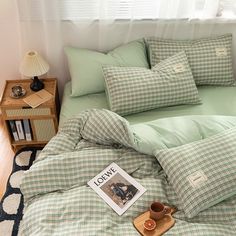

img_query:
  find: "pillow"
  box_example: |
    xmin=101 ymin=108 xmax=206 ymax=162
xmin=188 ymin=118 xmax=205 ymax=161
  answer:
xmin=103 ymin=51 xmax=201 ymax=116
xmin=65 ymin=39 xmax=149 ymax=97
xmin=156 ymin=127 xmax=236 ymax=218
xmin=146 ymin=34 xmax=234 ymax=86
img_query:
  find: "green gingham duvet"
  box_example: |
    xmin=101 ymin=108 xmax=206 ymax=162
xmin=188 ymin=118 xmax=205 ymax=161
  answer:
xmin=20 ymin=109 xmax=236 ymax=235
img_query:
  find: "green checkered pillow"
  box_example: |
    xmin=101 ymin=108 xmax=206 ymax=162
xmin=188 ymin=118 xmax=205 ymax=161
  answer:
xmin=156 ymin=127 xmax=236 ymax=218
xmin=102 ymin=51 xmax=201 ymax=116
xmin=146 ymin=34 xmax=235 ymax=86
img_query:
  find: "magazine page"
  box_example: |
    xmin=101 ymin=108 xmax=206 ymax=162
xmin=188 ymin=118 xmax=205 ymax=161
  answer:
xmin=88 ymin=162 xmax=146 ymax=215
xmin=23 ymin=89 xmax=53 ymax=108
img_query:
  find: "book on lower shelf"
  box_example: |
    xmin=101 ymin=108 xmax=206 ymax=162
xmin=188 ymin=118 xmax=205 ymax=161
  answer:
xmin=8 ymin=120 xmax=19 ymax=142
xmin=23 ymin=119 xmax=32 ymax=141
xmin=88 ymin=163 xmax=146 ymax=216
xmin=15 ymin=120 xmax=25 ymax=140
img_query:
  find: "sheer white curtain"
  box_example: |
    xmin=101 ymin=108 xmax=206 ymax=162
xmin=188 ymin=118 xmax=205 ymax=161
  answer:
xmin=60 ymin=0 xmax=220 ymax=20
xmin=17 ymin=0 xmax=235 ymax=96
xmin=18 ymin=0 xmax=66 ymax=94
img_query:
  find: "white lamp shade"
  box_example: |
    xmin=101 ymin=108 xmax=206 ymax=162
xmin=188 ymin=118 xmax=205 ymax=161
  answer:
xmin=20 ymin=51 xmax=49 ymax=77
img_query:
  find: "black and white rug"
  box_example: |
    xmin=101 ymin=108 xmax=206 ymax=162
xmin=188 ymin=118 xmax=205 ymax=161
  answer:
xmin=0 ymin=147 xmax=42 ymax=236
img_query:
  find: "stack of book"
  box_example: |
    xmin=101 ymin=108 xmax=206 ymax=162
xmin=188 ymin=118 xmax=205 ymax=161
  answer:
xmin=8 ymin=119 xmax=32 ymax=142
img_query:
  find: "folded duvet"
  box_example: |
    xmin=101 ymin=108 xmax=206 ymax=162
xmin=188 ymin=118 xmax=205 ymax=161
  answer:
xmin=20 ymin=109 xmax=236 ymax=235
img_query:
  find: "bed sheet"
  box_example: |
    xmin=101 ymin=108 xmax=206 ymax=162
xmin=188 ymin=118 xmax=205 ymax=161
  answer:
xmin=59 ymin=82 xmax=236 ymax=126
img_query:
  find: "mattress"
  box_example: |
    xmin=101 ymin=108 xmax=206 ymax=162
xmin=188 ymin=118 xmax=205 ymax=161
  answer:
xmin=59 ymin=82 xmax=236 ymax=126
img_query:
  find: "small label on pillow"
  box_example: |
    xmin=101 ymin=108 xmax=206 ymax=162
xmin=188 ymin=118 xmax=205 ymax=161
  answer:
xmin=173 ymin=63 xmax=185 ymax=73
xmin=187 ymin=170 xmax=208 ymax=188
xmin=215 ymin=47 xmax=227 ymax=57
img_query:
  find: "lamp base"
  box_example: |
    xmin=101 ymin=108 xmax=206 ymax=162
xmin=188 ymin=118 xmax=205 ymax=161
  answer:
xmin=30 ymin=76 xmax=44 ymax=91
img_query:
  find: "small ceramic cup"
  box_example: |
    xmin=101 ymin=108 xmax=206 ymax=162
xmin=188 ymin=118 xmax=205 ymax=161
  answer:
xmin=149 ymin=202 xmax=169 ymax=220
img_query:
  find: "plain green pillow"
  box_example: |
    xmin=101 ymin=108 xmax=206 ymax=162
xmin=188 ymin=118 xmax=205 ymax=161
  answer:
xmin=65 ymin=39 xmax=149 ymax=97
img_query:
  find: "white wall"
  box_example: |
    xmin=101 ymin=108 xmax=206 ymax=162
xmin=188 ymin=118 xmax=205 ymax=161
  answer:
xmin=0 ymin=0 xmax=21 ymax=96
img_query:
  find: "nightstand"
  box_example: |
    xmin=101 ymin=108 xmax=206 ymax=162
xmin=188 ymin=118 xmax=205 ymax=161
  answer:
xmin=0 ymin=78 xmax=59 ymax=152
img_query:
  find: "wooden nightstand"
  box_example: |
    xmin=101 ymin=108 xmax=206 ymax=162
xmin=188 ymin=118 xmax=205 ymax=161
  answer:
xmin=0 ymin=78 xmax=59 ymax=152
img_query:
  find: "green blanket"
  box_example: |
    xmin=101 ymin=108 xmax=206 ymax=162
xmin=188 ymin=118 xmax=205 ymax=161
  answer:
xmin=20 ymin=109 xmax=236 ymax=235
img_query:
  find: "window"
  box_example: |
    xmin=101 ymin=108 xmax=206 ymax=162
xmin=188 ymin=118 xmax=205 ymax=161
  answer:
xmin=59 ymin=0 xmax=162 ymax=20
xmin=18 ymin=0 xmax=236 ymax=21
xmin=59 ymin=0 xmax=236 ymax=20
xmin=218 ymin=0 xmax=236 ymax=18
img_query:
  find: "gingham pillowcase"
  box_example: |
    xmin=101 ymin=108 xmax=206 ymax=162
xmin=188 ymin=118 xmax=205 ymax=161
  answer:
xmin=156 ymin=127 xmax=236 ymax=218
xmin=102 ymin=51 xmax=201 ymax=116
xmin=146 ymin=34 xmax=235 ymax=86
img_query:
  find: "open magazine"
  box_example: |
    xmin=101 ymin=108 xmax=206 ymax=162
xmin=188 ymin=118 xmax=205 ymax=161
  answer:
xmin=88 ymin=163 xmax=146 ymax=215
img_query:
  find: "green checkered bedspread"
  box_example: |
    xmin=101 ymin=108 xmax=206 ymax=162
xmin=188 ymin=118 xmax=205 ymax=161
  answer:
xmin=20 ymin=109 xmax=236 ymax=235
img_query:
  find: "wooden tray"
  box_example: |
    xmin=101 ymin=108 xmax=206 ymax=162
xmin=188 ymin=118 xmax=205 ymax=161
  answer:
xmin=133 ymin=206 xmax=176 ymax=236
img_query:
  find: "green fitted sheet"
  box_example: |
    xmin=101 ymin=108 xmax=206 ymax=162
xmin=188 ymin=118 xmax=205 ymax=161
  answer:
xmin=59 ymin=82 xmax=236 ymax=126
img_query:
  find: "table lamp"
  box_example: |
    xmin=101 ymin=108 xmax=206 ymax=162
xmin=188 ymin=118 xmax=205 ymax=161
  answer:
xmin=20 ymin=51 xmax=49 ymax=91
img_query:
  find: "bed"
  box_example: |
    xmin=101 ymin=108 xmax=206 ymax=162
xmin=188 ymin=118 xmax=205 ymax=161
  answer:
xmin=19 ymin=109 xmax=236 ymax=235
xmin=60 ymin=81 xmax=236 ymax=126
xmin=19 ymin=35 xmax=236 ymax=235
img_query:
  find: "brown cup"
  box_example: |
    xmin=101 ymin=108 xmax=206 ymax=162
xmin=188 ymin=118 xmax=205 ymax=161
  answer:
xmin=149 ymin=202 xmax=169 ymax=220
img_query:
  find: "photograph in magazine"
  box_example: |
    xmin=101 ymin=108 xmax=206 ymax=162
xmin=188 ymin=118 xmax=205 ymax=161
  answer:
xmin=87 ymin=163 xmax=146 ymax=215
xmin=100 ymin=173 xmax=139 ymax=208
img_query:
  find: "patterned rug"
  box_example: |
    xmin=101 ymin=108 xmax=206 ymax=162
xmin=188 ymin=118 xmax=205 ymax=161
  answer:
xmin=0 ymin=147 xmax=42 ymax=236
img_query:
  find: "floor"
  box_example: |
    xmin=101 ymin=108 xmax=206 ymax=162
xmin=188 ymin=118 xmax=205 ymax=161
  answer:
xmin=0 ymin=115 xmax=14 ymax=200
